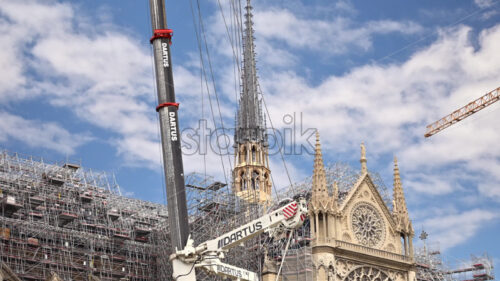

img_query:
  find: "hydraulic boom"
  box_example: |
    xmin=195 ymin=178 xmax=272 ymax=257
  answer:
xmin=149 ymin=0 xmax=190 ymax=250
xmin=171 ymin=198 xmax=308 ymax=280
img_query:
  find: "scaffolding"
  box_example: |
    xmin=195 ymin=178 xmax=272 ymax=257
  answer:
xmin=415 ymin=239 xmax=451 ymax=281
xmin=0 ymin=150 xmax=169 ymax=280
xmin=0 ymin=150 xmax=300 ymax=280
xmin=272 ymin=232 xmax=313 ymax=281
xmin=445 ymin=254 xmax=495 ymax=281
xmin=414 ymin=231 xmax=495 ymax=281
xmin=1 ymin=150 xmax=493 ymax=281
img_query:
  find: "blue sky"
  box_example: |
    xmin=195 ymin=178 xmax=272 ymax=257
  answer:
xmin=0 ymin=0 xmax=499 ymax=272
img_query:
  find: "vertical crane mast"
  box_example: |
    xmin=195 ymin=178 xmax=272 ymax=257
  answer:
xmin=149 ymin=0 xmax=189 ymax=250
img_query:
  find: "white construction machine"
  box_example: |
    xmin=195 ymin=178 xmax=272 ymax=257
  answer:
xmin=171 ymin=198 xmax=308 ymax=280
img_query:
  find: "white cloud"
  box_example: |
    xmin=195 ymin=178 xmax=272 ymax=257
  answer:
xmin=0 ymin=37 xmax=25 ymax=98
xmin=421 ymin=209 xmax=499 ymax=250
xmin=253 ymin=8 xmax=423 ymax=55
xmin=256 ymin=24 xmax=500 ymax=201
xmin=1 ymin=0 xmax=499 ymax=211
xmin=0 ymin=0 xmax=498 ymax=254
xmin=116 ymin=136 xmax=162 ymax=170
xmin=0 ymin=0 xmax=161 ymax=164
xmin=0 ymin=111 xmax=91 ymax=154
xmin=474 ymin=0 xmax=495 ymax=8
xmin=405 ymin=176 xmax=457 ymax=195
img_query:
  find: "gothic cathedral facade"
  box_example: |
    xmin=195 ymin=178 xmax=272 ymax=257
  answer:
xmin=309 ymin=132 xmax=416 ymax=281
xmin=233 ymin=1 xmax=417 ymax=279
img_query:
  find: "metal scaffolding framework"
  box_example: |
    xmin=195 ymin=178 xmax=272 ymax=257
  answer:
xmin=0 ymin=150 xmax=170 ymax=280
xmin=414 ymin=231 xmax=495 ymax=281
xmin=0 ymin=150 xmax=494 ymax=281
xmin=0 ymin=149 xmax=314 ymax=280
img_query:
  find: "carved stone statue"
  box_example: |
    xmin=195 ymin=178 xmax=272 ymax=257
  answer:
xmin=360 ymin=142 xmax=367 ymax=173
xmin=328 ymin=266 xmax=335 ymax=281
xmin=360 ymin=142 xmax=366 ymax=159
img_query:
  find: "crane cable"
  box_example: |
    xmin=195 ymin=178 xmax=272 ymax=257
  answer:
xmin=195 ymin=0 xmax=234 ymax=175
xmin=275 ymin=230 xmax=294 ymax=281
xmin=189 ymin=0 xmax=232 ymax=185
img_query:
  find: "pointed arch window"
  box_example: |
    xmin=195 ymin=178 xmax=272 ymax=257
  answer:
xmin=251 ymin=145 xmax=257 ymax=163
xmin=252 ymin=170 xmax=259 ymax=190
xmin=240 ymin=171 xmax=247 ymax=190
xmin=264 ymin=173 xmax=269 ymax=193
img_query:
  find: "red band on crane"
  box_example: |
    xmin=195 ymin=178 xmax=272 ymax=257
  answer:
xmin=150 ymin=29 xmax=174 ymax=44
xmin=283 ymin=203 xmax=298 ymax=219
xmin=156 ymin=102 xmax=179 ymax=112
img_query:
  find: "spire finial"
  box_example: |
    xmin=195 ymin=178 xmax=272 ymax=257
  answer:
xmin=394 ymin=156 xmax=401 ymax=178
xmin=360 ymin=142 xmax=367 ymax=174
xmin=393 ymin=156 xmax=402 ymax=191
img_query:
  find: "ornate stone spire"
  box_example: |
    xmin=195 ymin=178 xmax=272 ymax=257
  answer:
xmin=232 ymin=0 xmax=271 ymax=205
xmin=393 ymin=156 xmax=410 ymax=231
xmin=360 ymin=142 xmax=367 ymax=174
xmin=235 ymin=0 xmax=266 ymax=145
xmin=312 ymin=131 xmax=328 ymax=199
xmin=309 ymin=131 xmax=337 ymax=243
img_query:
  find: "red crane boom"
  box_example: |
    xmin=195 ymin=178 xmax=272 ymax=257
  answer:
xmin=425 ymin=86 xmax=500 ymax=137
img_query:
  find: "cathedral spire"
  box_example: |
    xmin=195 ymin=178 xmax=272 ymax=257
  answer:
xmin=393 ymin=156 xmax=410 ymax=231
xmin=232 ymin=0 xmax=271 ymax=205
xmin=312 ymin=131 xmax=328 ymax=199
xmin=392 ymin=157 xmax=407 ymax=213
xmin=235 ymin=0 xmax=265 ymax=145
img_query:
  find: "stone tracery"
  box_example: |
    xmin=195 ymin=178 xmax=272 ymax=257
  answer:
xmin=351 ymin=203 xmax=385 ymax=247
xmin=344 ymin=266 xmax=392 ymax=281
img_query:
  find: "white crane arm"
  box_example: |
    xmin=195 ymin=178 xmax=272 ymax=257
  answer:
xmin=171 ymin=198 xmax=308 ymax=280
xmin=203 ymin=199 xmax=307 ymax=252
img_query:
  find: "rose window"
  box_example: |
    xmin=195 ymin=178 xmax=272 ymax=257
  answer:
xmin=351 ymin=203 xmax=385 ymax=247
